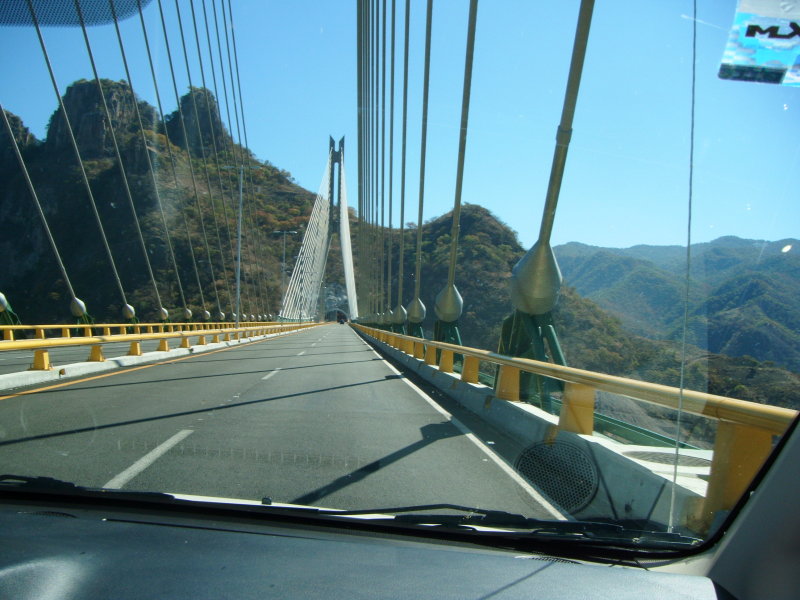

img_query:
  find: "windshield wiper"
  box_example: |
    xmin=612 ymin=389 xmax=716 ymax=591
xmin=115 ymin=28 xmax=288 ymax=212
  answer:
xmin=0 ymin=474 xmax=174 ymax=502
xmin=301 ymin=503 xmax=702 ymax=548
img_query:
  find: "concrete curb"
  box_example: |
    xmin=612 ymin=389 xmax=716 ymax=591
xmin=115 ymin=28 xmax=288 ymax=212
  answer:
xmin=0 ymin=327 xmax=313 ymax=394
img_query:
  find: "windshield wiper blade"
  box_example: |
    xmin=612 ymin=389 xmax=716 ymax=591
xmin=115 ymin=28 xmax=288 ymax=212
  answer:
xmin=0 ymin=474 xmax=174 ymax=502
xmin=313 ymin=503 xmax=702 ymax=547
xmin=328 ymin=503 xmax=621 ymax=532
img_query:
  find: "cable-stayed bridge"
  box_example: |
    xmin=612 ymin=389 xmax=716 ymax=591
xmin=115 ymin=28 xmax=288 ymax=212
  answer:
xmin=0 ymin=0 xmax=796 ymax=540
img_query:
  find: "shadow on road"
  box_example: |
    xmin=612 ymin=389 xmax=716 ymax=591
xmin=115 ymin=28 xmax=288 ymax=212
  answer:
xmin=291 ymin=421 xmax=464 ymax=505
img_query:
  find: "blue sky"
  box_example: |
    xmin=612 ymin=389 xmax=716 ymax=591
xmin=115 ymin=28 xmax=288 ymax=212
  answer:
xmin=1 ymin=0 xmax=797 ymax=249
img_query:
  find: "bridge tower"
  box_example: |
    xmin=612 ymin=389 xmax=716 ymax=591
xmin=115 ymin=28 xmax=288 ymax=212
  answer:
xmin=279 ymin=137 xmax=358 ymax=322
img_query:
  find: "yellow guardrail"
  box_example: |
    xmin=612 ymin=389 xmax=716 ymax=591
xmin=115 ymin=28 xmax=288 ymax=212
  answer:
xmin=354 ymin=324 xmax=798 ymax=531
xmin=0 ymin=322 xmax=321 ymax=370
xmin=1 ymin=321 xmax=274 ymax=342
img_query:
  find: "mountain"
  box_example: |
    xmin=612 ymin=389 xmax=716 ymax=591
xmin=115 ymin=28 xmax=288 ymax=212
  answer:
xmin=1 ymin=79 xmax=315 ymax=323
xmin=555 ymin=237 xmax=800 ymax=371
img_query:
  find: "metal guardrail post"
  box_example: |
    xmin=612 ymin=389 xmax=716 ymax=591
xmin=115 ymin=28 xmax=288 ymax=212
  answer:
xmin=439 ymin=349 xmax=454 ymax=374
xmin=88 ymin=345 xmax=104 ymax=362
xmin=32 ymin=349 xmax=51 ymax=370
xmin=559 ymin=382 xmax=595 ymax=435
xmin=691 ymin=421 xmax=774 ymax=532
xmin=424 ymin=344 xmax=437 ymax=366
xmin=496 ymin=365 xmax=520 ymax=401
xmin=461 ymin=355 xmax=479 ymax=384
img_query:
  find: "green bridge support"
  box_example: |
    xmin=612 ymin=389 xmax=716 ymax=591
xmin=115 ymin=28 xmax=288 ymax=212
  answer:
xmin=496 ymin=310 xmax=565 ymax=412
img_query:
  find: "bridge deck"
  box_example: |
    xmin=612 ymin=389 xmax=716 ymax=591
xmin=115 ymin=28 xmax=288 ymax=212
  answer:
xmin=0 ymin=324 xmax=558 ymax=518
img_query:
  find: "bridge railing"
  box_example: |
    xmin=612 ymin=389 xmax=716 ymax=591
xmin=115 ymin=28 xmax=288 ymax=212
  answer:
xmin=0 ymin=322 xmax=320 ymax=370
xmin=353 ymin=324 xmax=797 ymax=530
xmin=1 ymin=321 xmax=275 ymax=342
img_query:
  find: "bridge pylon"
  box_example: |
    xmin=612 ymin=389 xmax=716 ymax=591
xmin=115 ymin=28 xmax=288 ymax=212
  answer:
xmin=278 ymin=137 xmax=358 ymax=322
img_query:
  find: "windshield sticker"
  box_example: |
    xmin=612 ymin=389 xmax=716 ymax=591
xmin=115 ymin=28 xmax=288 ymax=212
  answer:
xmin=719 ymin=0 xmax=800 ymax=85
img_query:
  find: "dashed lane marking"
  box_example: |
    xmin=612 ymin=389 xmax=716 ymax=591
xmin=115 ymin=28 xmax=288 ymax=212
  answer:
xmin=261 ymin=368 xmax=282 ymax=381
xmin=103 ymin=429 xmax=194 ymax=489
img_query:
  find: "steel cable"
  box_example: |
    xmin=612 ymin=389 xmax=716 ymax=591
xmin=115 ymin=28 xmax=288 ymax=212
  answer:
xmin=109 ymin=0 xmax=188 ymax=316
xmin=74 ymin=0 xmax=165 ymax=317
xmin=396 ymin=0 xmax=410 ymax=315
xmin=208 ymin=0 xmax=255 ymax=316
xmin=187 ymin=0 xmax=237 ymax=314
xmin=155 ymin=0 xmax=222 ymax=318
xmin=25 ymin=0 xmax=131 ymax=316
xmin=444 ymin=0 xmax=478 ymax=290
xmin=387 ymin=0 xmax=395 ymax=323
xmin=412 ymin=0 xmax=434 ymax=303
xmin=380 ymin=0 xmax=387 ymax=317
xmin=225 ymin=0 xmax=270 ymax=316
xmin=1 ymin=103 xmax=80 ymax=310
xmin=173 ymin=0 xmax=233 ymax=318
xmin=135 ymin=0 xmax=206 ymax=316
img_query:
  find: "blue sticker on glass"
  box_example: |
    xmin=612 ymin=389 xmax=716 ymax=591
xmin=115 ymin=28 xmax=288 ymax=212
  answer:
xmin=719 ymin=0 xmax=800 ymax=86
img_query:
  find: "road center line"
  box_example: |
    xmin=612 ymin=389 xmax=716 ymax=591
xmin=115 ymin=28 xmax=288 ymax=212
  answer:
xmin=261 ymin=367 xmax=282 ymax=381
xmin=297 ymin=350 xmax=306 ymax=356
xmin=103 ymin=429 xmax=194 ymax=489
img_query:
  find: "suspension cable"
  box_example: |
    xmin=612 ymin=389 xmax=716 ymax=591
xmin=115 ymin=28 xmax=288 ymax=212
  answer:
xmin=1 ymin=104 xmax=81 ymax=309
xmin=136 ymin=0 xmax=206 ymax=317
xmin=155 ymin=0 xmax=222 ymax=318
xmin=25 ymin=0 xmax=131 ymax=315
xmin=380 ymin=0 xmax=387 ymax=317
xmin=218 ymin=0 xmax=252 ymax=314
xmin=412 ymin=0 xmax=434 ymax=303
xmin=187 ymin=0 xmax=237 ymax=311
xmin=74 ymin=0 xmax=165 ymax=317
xmin=109 ymin=0 xmax=188 ymax=316
xmin=396 ymin=0 xmax=410 ymax=316
xmin=200 ymin=0 xmax=247 ymax=313
xmin=444 ymin=0 xmax=478 ymax=289
xmin=387 ymin=0 xmax=396 ymax=323
xmin=225 ymin=0 xmax=270 ymax=317
xmin=373 ymin=0 xmax=380 ymax=317
xmin=356 ymin=0 xmax=365 ymax=317
xmin=669 ymin=0 xmax=697 ymax=533
xmin=209 ymin=0 xmax=255 ymax=316
xmin=173 ymin=0 xmax=233 ymax=318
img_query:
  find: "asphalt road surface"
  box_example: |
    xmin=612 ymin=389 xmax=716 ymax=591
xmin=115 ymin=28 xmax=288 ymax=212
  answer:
xmin=0 ymin=324 xmax=560 ymax=519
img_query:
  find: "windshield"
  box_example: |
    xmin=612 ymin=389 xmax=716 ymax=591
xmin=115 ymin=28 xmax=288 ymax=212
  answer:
xmin=0 ymin=0 xmax=797 ymax=555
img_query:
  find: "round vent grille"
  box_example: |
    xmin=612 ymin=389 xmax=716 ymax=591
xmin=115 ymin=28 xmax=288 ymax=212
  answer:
xmin=515 ymin=441 xmax=598 ymax=513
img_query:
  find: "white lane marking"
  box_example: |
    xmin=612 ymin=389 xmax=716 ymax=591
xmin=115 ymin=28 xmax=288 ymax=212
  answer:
xmin=297 ymin=350 xmax=306 ymax=356
xmin=261 ymin=367 xmax=282 ymax=381
xmin=369 ymin=347 xmax=566 ymax=520
xmin=103 ymin=429 xmax=194 ymax=489
xmin=311 ymin=342 xmax=317 ymax=347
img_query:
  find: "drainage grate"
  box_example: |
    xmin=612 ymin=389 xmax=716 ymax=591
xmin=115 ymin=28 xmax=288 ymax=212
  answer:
xmin=515 ymin=441 xmax=598 ymax=513
xmin=623 ymin=451 xmax=711 ymax=467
